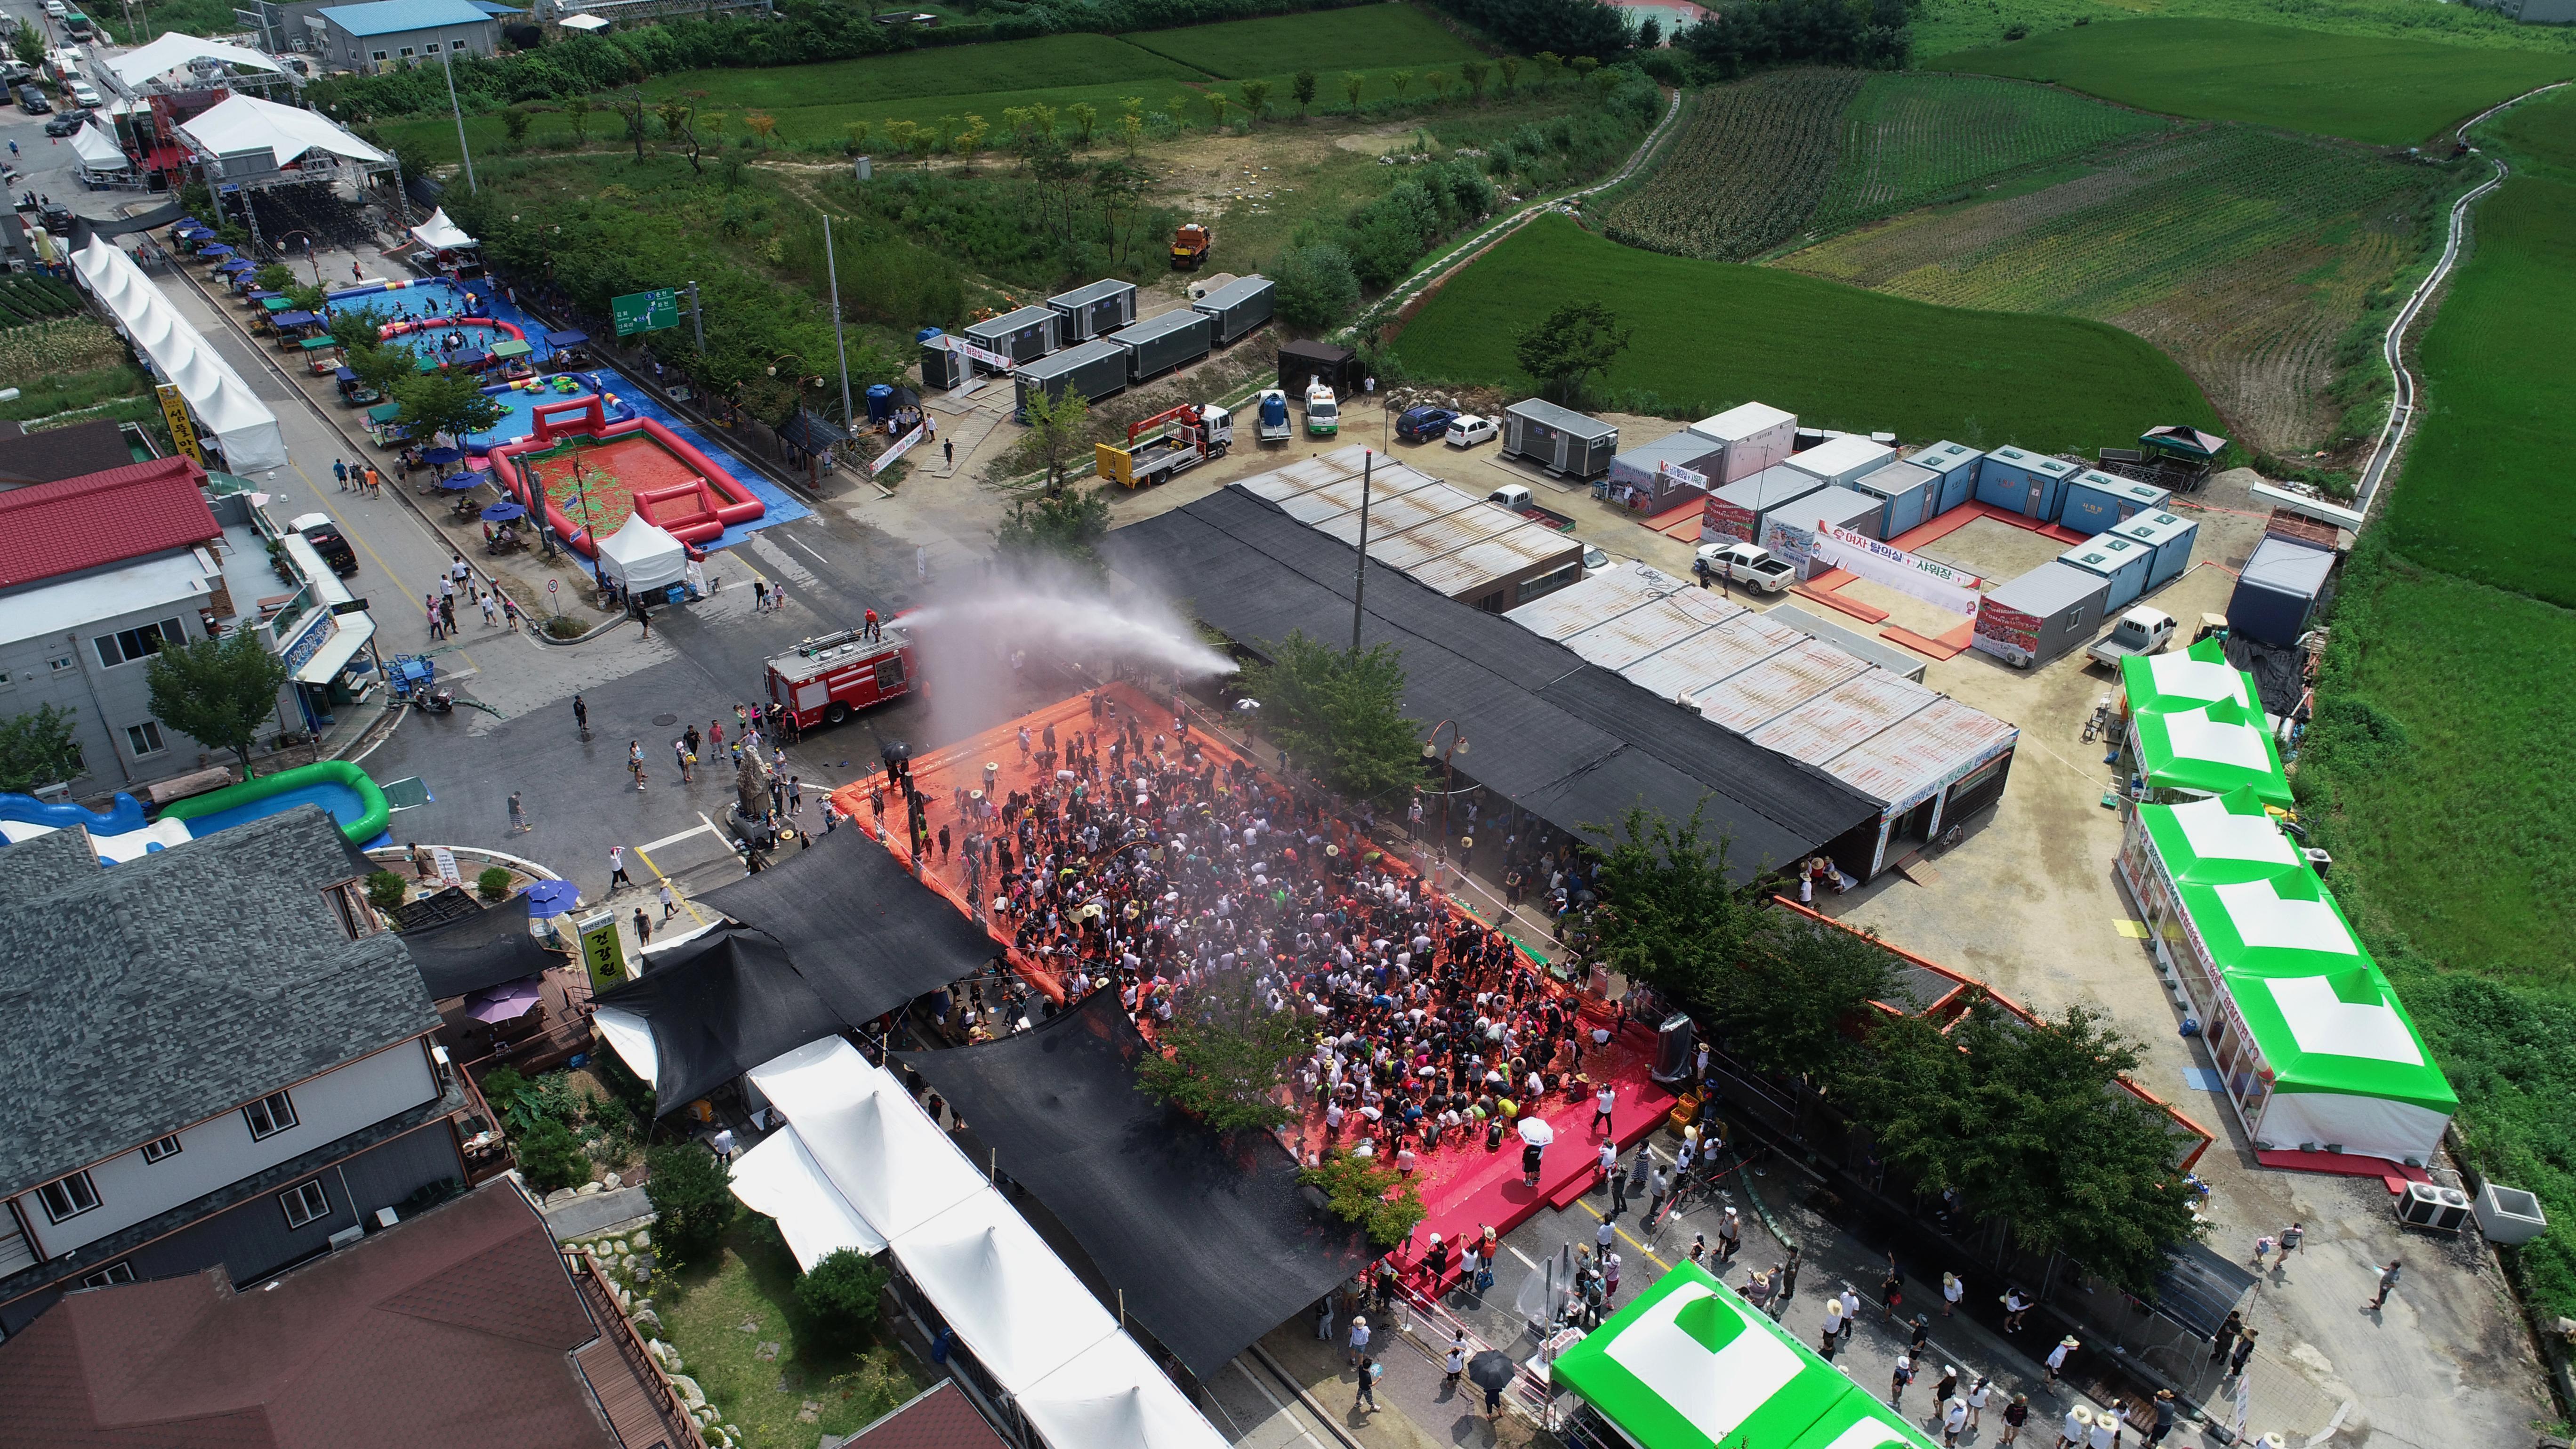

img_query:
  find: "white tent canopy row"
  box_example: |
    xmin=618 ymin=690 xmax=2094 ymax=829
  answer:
xmin=176 ymin=93 xmax=389 ymax=171
xmin=106 ymin=33 xmax=286 ymax=87
xmin=72 ymin=122 xmax=129 ymax=172
xmin=70 ymin=237 xmax=288 ymax=474
xmin=409 ymin=207 xmax=477 ymax=252
xmin=740 ymin=1038 xmax=1226 ymax=1449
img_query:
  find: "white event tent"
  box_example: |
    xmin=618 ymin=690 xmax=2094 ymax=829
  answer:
xmin=105 ymin=33 xmax=286 ymax=88
xmin=70 ymin=236 xmax=287 ymax=473
xmin=175 ymin=93 xmax=389 ymax=170
xmin=71 ymin=122 xmax=131 ymax=180
xmin=595 ymin=516 xmax=685 ymax=592
xmin=737 ymin=1038 xmax=1224 ymax=1449
xmin=409 ymin=206 xmax=477 ymax=252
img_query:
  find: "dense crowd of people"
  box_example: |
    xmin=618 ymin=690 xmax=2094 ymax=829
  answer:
xmin=867 ymin=686 xmax=1632 ymax=1174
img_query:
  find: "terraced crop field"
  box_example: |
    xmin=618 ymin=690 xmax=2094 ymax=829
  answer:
xmin=1389 ymin=214 xmax=2219 ymax=452
xmin=1809 ymin=73 xmax=2168 ymax=234
xmin=1119 ymin=3 xmax=1482 ymax=77
xmin=1599 ymin=69 xmax=1862 ymax=261
xmin=1779 ymin=125 xmax=2436 ymax=452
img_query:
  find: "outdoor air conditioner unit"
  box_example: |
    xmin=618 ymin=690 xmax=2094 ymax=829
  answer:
xmin=327 ymin=1224 xmax=365 ymax=1250
xmin=2396 ymin=1181 xmax=2470 ymax=1233
xmin=2431 ymin=1188 xmax=2472 ymax=1232
xmin=31 ymin=782 xmax=71 ymax=803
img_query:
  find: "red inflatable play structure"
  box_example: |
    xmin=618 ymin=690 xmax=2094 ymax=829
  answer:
xmin=378 ymin=317 xmax=528 ymax=344
xmin=486 ymin=397 xmax=764 ymax=556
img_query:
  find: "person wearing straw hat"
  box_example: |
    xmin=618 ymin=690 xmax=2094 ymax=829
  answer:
xmin=1346 ymin=1313 xmax=1370 ymax=1366
xmin=2085 ymin=1406 xmax=2117 ymax=1449
xmin=2058 ymin=1403 xmax=2094 ymax=1449
xmin=2045 ymin=1334 xmax=2079 ymax=1384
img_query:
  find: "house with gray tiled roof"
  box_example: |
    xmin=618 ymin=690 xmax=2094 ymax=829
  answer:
xmin=0 ymin=807 xmax=477 ymax=1336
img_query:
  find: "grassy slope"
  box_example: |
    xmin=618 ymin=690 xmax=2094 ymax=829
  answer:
xmin=1119 ymin=2 xmax=1483 ymax=76
xmin=646 ymin=32 xmax=1204 ymax=110
xmin=660 ymin=1220 xmax=918 ymax=1449
xmin=1933 ymin=18 xmax=2572 ymax=145
xmin=1811 ymin=73 xmax=2168 ymax=234
xmin=1914 ymin=0 xmax=2576 ymax=63
xmin=2298 ymin=85 xmax=2576 ymax=1318
xmin=1388 ymin=214 xmax=2219 ymax=450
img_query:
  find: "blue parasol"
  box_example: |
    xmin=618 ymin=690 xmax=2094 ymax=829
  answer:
xmin=521 ymin=879 xmax=579 ymax=918
xmin=421 ymin=446 xmax=464 ymax=465
xmin=480 ymin=500 xmax=527 ymax=523
xmin=437 ymin=472 xmax=483 ymax=491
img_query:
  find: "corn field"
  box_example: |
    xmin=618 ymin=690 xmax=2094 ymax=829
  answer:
xmin=1599 ymin=69 xmax=1863 ymax=262
xmin=0 ymin=321 xmax=131 ymax=383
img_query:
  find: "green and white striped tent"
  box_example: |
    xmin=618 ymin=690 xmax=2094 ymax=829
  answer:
xmin=2132 ymin=788 xmax=2302 ymax=886
xmin=1551 ymin=1261 xmax=1939 ymax=1449
xmin=2120 ymin=637 xmax=2258 ymax=715
xmin=2128 ymin=696 xmax=2291 ymax=807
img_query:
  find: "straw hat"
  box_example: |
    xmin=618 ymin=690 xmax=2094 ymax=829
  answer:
xmin=2061 ymin=1335 xmax=2082 ymax=1349
xmin=2071 ymin=1406 xmax=2096 ymax=1428
xmin=1352 ymin=1314 xmax=1367 ymax=1328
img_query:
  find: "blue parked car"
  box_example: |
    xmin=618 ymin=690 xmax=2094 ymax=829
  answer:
xmin=1396 ymin=405 xmax=1458 ymax=443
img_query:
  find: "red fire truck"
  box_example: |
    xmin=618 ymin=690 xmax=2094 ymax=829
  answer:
xmin=764 ymin=622 xmax=916 ymax=728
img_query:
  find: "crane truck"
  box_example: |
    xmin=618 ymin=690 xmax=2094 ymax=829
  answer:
xmin=1095 ymin=403 xmax=1234 ymax=488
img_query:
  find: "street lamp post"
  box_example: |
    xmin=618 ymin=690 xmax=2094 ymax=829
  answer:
xmin=1422 ymin=719 xmax=1469 ymax=895
xmin=438 ymin=45 xmax=477 ymax=196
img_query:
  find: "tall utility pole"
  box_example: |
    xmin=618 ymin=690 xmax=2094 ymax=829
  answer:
xmin=438 ymin=46 xmax=476 ymax=195
xmin=1350 ymin=449 xmax=1373 ymax=652
xmin=822 ymin=213 xmax=852 ymax=428
xmin=686 ymin=280 xmax=705 ymax=355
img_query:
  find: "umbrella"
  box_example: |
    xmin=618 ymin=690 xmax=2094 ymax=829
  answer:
xmin=421 ymin=446 xmax=464 ymax=465
xmin=1517 ymin=1117 xmax=1555 ymax=1147
xmin=438 ymin=472 xmax=483 ymax=491
xmin=464 ymin=977 xmax=543 ymax=1023
xmin=1466 ymin=1350 xmax=1518 ymax=1393
xmin=480 ymin=500 xmax=527 ymax=523
xmin=521 ymin=879 xmax=579 ymax=918
xmin=200 ymin=242 xmax=233 ymax=256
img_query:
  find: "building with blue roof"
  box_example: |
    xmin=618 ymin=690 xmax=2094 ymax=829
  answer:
xmin=314 ymin=0 xmax=498 ymax=73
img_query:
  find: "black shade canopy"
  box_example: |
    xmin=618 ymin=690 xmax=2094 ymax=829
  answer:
xmin=900 ymin=990 xmax=1366 ymax=1381
xmin=596 ymin=928 xmax=853 ymax=1115
xmin=398 ymin=893 xmax=560 ymax=1001
xmin=697 ymin=830 xmax=1001 ymax=1026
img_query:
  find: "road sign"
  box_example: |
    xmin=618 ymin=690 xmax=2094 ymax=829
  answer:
xmin=611 ymin=287 xmax=682 ymax=337
xmin=547 ymin=579 xmax=559 ymax=593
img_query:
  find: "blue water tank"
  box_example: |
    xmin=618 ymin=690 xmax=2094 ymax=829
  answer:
xmin=866 ymin=382 xmax=894 ymax=424
xmin=916 ymin=327 xmax=946 ymax=345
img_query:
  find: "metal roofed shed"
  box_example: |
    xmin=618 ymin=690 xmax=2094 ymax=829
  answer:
xmin=1557 ymin=588 xmax=1748 ymax=672
xmin=2228 ymin=536 xmax=2335 ymax=646
xmin=1973 ymin=560 xmax=2111 ymax=668
xmin=1236 ymin=445 xmax=1376 ymax=504
xmin=1012 ymin=339 xmax=1127 ymax=421
xmin=1309 ymin=482 xmax=1482 ymax=542
xmin=1701 ymin=463 xmax=1828 ymax=544
xmin=1333 ymin=499 xmax=1522 ymax=572
xmin=1403 ymin=516 xmax=1586 ymax=612
xmin=1046 ymin=278 xmax=1138 ymax=342
xmin=1271 ymin=463 xmax=1442 ymax=523
xmin=2114 ymin=508 xmax=2201 ymax=590
xmin=1684 ymin=400 xmax=1798 ymax=483
xmin=1107 ymin=307 xmax=1212 ymax=382
xmin=1765 ymin=602 xmax=1929 ymax=682
xmin=1619 ymin=611 xmax=1806 ymax=704
xmin=1781 ymin=434 xmax=1895 ymax=487
xmin=1849 ymin=459 xmax=1938 ymax=537
xmin=1974 ymin=445 xmax=2079 ymax=521
xmin=1191 ymin=273 xmax=1273 ymax=344
xmin=1502 ymin=398 xmax=1618 ymax=480
xmin=2060 ymin=469 xmax=2172 ymax=536
xmin=1759 ymin=483 xmax=1890 ymax=577
xmin=2060 ymin=534 xmax=2157 ymax=611
xmin=1606 ymin=431 xmax=1725 ymax=509
xmin=1277 ymin=339 xmax=1359 ymax=396
xmin=962 ymin=306 xmax=1062 ymax=371
xmin=1909 ymin=440 xmax=1984 ymax=515
xmin=1504 ymin=560 xmax=1704 ymax=641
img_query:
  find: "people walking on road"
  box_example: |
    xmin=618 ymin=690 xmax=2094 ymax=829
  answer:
xmin=1967 ymin=1377 xmax=1991 ymax=1430
xmin=2001 ymin=1393 xmax=2029 ymax=1445
xmin=2227 ymin=1328 xmax=2258 ymax=1379
xmin=2057 ymin=1403 xmax=2092 ymax=1449
xmin=2250 ymin=1234 xmax=2275 ymax=1271
xmin=573 ymin=695 xmax=588 ymax=733
xmin=2279 ymin=1221 xmax=2305 ymax=1260
xmin=675 ymin=739 xmax=693 ymax=782
xmin=508 ymin=791 xmax=528 ymax=833
xmin=1882 ymin=1261 xmax=1904 ymax=1320
xmin=1718 ymin=1205 xmax=1741 ymax=1261
xmin=753 ymin=579 xmax=767 ymax=612
xmin=2144 ymin=1389 xmax=2178 ymax=1445
xmin=1820 ymin=1294 xmax=1846 ymax=1352
xmin=608 ymin=845 xmax=633 ymax=892
xmin=2045 ymin=1335 xmax=2077 ymax=1385
xmin=1649 ymin=1166 xmax=1671 ymax=1223
xmin=1890 ymin=1355 xmax=1914 ymax=1409
xmin=1944 ymin=1394 xmax=1970 ymax=1447
xmin=334 ymin=458 xmax=349 ymax=489
xmin=2005 ymin=1285 xmax=2034 ymax=1333
xmin=1933 ymin=1365 xmax=1958 ymax=1409
xmin=628 ymin=740 xmax=646 ymax=791
xmin=659 ymin=880 xmax=676 ymax=920
xmin=2366 ymin=1257 xmax=2402 ymax=1309
xmin=1839 ymin=1288 xmax=1862 ymax=1346
xmin=1943 ymin=1271 xmax=1964 ymax=1316
xmin=634 ymin=906 xmax=652 ymax=944
xmin=1780 ymin=1245 xmax=1801 ymax=1301
xmin=788 ymin=775 xmax=803 ymax=815
xmin=1345 ymin=1314 xmax=1369 ymax=1366
xmin=1443 ymin=1332 xmax=1466 ymax=1392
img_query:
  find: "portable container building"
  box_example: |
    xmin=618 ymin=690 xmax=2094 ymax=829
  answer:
xmin=2111 ymin=508 xmax=2200 ymax=590
xmin=1503 ymin=399 xmax=1619 ymax=480
xmin=1759 ymin=484 xmax=1888 ymax=577
xmin=1849 ymin=460 xmax=1937 ymax=539
xmin=918 ymin=331 xmax=967 ymax=390
xmin=2059 ymin=534 xmax=2156 ymax=611
xmin=1974 ymin=445 xmax=2078 ymax=520
xmin=1107 ymin=307 xmax=1213 ymax=383
xmin=1702 ymin=464 xmax=1828 ymax=544
xmin=1191 ymin=273 xmax=1274 ymax=345
xmin=2058 ymin=470 xmax=2173 ymax=536
xmin=1781 ymin=435 xmax=1897 ymax=487
xmin=1278 ymin=339 xmax=1360 ymax=396
xmin=1973 ymin=561 xmax=2111 ymax=668
xmin=2228 ymin=536 xmax=2335 ymax=646
xmin=1046 ymin=278 xmax=1138 ymax=342
xmin=1605 ymin=432 xmax=1725 ymax=510
xmin=1683 ymin=401 xmax=1798 ymax=484
xmin=1911 ymin=441 xmax=1983 ymax=517
xmin=963 ymin=306 xmax=1061 ymax=371
xmin=1012 ymin=339 xmax=1128 ymax=421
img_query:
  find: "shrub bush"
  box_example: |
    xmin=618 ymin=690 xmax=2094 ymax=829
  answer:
xmin=516 ymin=1115 xmax=592 ymax=1192
xmin=795 ymin=1247 xmax=891 ymax=1348
xmin=476 ymin=864 xmax=513 ymax=902
xmin=644 ymin=1144 xmax=736 ymax=1264
xmin=366 ymin=870 xmax=409 ymax=911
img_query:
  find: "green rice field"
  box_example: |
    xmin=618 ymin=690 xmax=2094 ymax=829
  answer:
xmin=1387 ymin=214 xmax=2220 ymax=451
xmin=1118 ymin=3 xmax=1482 ymax=76
xmin=1809 ymin=73 xmax=2167 ymax=234
xmin=1935 ymin=18 xmax=2573 ymax=146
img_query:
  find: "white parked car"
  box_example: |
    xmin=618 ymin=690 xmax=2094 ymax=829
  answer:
xmin=44 ymin=1 xmax=68 ymax=18
xmin=67 ymin=81 xmax=101 ymax=109
xmin=1445 ymin=413 xmax=1498 ymax=448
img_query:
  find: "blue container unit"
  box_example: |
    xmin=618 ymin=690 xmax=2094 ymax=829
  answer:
xmin=1849 ymin=459 xmax=1938 ymax=538
xmin=2228 ymin=536 xmax=2335 ymax=647
xmin=1975 ymin=446 xmax=2078 ymax=521
xmin=2058 ymin=470 xmax=2172 ymax=536
xmin=2058 ymin=534 xmax=2156 ymax=611
xmin=2111 ymin=508 xmax=2198 ymax=590
xmin=1910 ymin=441 xmax=1983 ymax=517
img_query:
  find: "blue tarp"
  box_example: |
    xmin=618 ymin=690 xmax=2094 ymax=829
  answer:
xmin=542 ymin=329 xmax=588 ymax=347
